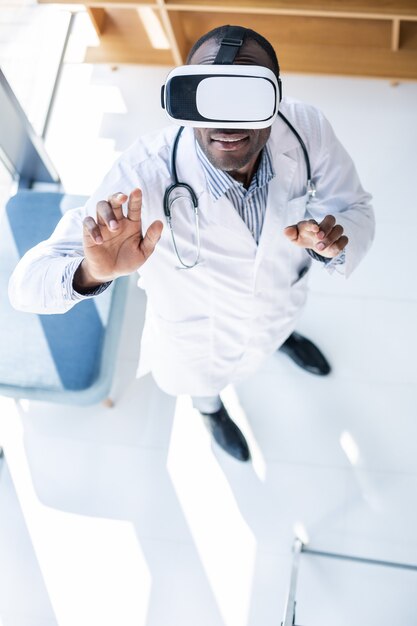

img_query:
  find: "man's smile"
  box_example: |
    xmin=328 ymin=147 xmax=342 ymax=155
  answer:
xmin=194 ymin=122 xmax=271 ymax=185
xmin=210 ymin=133 xmax=250 ymax=151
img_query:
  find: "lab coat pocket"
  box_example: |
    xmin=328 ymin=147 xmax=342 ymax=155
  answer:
xmin=290 ymin=263 xmax=311 ymax=287
xmin=287 ymin=257 xmax=311 ymax=316
xmin=154 ymin=315 xmax=211 ymax=364
xmin=150 ymin=315 xmax=212 ymax=395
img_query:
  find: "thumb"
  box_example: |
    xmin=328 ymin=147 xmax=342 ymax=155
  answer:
xmin=283 ymin=225 xmax=299 ymax=242
xmin=140 ymin=220 xmax=163 ymax=260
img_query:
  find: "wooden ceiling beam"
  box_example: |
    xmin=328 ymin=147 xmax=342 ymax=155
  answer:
xmin=87 ymin=7 xmax=108 ymax=35
xmin=156 ymin=0 xmax=188 ymax=64
xmin=391 ymin=18 xmax=401 ymax=51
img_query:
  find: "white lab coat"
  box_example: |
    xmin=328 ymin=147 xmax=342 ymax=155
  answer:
xmin=9 ymin=99 xmax=374 ymax=396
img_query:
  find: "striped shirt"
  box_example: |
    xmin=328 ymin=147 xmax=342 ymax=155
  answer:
xmin=196 ymin=140 xmax=274 ymax=244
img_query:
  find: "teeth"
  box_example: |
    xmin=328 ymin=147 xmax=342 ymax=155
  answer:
xmin=212 ymin=137 xmax=246 ymax=142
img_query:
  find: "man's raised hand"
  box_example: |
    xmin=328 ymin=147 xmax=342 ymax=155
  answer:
xmin=283 ymin=215 xmax=348 ymax=258
xmin=75 ymin=188 xmax=163 ymax=291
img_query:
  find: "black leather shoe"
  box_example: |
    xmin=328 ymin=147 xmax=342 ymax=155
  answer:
xmin=279 ymin=331 xmax=331 ymax=376
xmin=200 ymin=403 xmax=251 ymax=462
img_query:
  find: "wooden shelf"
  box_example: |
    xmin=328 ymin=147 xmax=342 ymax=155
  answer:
xmin=38 ymin=0 xmax=157 ymax=5
xmin=41 ymin=0 xmax=417 ymax=19
xmin=38 ymin=0 xmax=417 ymax=78
xmin=164 ymin=0 xmax=417 ymax=19
xmin=280 ymin=43 xmax=417 ymax=80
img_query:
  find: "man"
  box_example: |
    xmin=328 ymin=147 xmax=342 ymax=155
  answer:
xmin=9 ymin=26 xmax=374 ymax=462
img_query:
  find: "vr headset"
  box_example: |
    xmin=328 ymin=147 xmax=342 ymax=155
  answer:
xmin=161 ymin=26 xmax=282 ymax=129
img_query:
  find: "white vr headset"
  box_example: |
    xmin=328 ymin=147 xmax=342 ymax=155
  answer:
xmin=161 ymin=64 xmax=281 ymax=129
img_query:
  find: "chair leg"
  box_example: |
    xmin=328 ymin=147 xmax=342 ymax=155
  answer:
xmin=102 ymin=397 xmax=114 ymax=408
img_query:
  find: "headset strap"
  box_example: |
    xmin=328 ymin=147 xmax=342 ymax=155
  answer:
xmin=213 ymin=25 xmax=246 ymax=64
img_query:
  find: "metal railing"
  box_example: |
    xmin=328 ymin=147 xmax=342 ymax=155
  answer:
xmin=0 ymin=68 xmax=60 ymax=187
xmin=281 ymin=538 xmax=417 ymax=625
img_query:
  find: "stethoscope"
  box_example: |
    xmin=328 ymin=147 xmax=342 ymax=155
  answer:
xmin=163 ymin=113 xmax=315 ymax=269
xmin=163 ymin=126 xmax=201 ymax=269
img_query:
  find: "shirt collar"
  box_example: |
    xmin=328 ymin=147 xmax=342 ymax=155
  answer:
xmin=196 ymin=139 xmax=275 ymax=201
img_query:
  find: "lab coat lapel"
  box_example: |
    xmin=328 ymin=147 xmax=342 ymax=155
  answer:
xmin=176 ymin=127 xmax=257 ymax=244
xmin=173 ymin=120 xmax=302 ymax=246
xmin=207 ymin=195 xmax=257 ymax=245
xmin=174 ymin=127 xmax=206 ymax=199
xmin=254 ymin=152 xmax=298 ymax=272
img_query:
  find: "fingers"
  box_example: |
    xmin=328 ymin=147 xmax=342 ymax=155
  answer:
xmin=316 ymin=224 xmax=343 ymax=250
xmin=284 ymin=214 xmax=348 ymax=257
xmin=317 ymin=215 xmax=336 ymax=238
xmin=139 ymin=220 xmax=163 ymax=260
xmin=325 ymin=234 xmax=349 ymax=257
xmin=284 ymin=219 xmax=318 ymax=242
xmin=127 ymin=188 xmax=142 ymax=223
xmin=96 ymin=192 xmax=127 ymax=230
xmin=283 ymin=225 xmax=299 ymax=241
xmin=304 ymin=219 xmax=320 ymax=234
xmin=96 ymin=189 xmax=143 ymax=233
xmin=315 ymin=215 xmax=336 ymax=250
xmin=83 ymin=216 xmax=103 ymax=245
xmin=315 ymin=216 xmax=347 ymax=255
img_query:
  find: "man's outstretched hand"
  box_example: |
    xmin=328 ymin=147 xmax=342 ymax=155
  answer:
xmin=284 ymin=215 xmax=348 ymax=258
xmin=74 ymin=188 xmax=163 ymax=292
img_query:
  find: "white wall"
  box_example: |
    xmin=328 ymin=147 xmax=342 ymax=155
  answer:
xmin=283 ymin=73 xmax=417 ymax=228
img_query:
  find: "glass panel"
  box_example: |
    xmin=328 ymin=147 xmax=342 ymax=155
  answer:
xmin=0 ymin=0 xmax=71 ymax=136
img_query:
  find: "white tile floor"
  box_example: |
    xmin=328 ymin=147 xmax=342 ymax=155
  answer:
xmin=1 ymin=13 xmax=417 ymax=626
xmin=0 ymin=461 xmax=57 ymax=626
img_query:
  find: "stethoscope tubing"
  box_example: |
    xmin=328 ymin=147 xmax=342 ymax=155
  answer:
xmin=164 ymin=115 xmax=314 ymax=269
xmin=163 ymin=126 xmax=201 ymax=269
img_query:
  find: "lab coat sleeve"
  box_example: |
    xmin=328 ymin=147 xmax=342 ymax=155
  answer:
xmin=8 ymin=205 xmax=95 ymax=314
xmin=8 ymin=151 xmax=147 ymax=314
xmin=306 ymin=110 xmax=375 ymax=278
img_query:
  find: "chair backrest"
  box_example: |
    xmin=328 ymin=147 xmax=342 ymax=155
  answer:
xmin=0 ymin=190 xmax=128 ymax=405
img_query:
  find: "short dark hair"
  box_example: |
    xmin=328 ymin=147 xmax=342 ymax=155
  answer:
xmin=186 ymin=25 xmax=280 ymax=79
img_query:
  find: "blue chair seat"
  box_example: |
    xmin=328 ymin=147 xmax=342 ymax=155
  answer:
xmin=0 ymin=190 xmax=128 ymax=405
